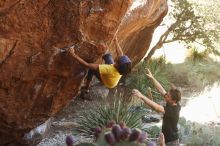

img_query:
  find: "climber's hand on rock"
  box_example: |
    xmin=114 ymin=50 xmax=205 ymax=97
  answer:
xmin=69 ymin=47 xmax=76 ymax=57
xmin=113 ymin=36 xmax=118 ymax=43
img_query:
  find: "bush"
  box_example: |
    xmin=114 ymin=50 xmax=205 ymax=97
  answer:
xmin=185 ymin=47 xmax=211 ymax=63
xmin=127 ymin=57 xmax=170 ymax=99
xmin=179 ymin=118 xmax=220 ymax=145
xmin=165 ymin=61 xmax=220 ymax=91
xmin=143 ymin=126 xmax=160 ymax=139
xmin=74 ymin=96 xmax=145 ymax=139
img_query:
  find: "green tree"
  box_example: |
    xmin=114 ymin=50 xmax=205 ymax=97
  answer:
xmin=189 ymin=0 xmax=220 ymax=50
xmin=144 ymin=0 xmax=219 ymax=61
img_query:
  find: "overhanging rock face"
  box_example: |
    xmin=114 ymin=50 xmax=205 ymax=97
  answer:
xmin=0 ymin=0 xmax=167 ymax=144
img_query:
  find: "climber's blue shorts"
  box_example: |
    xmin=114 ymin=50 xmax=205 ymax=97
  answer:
xmin=102 ymin=53 xmax=114 ymax=64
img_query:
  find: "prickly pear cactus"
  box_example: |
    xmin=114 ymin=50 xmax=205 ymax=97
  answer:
xmin=68 ymin=121 xmax=150 ymax=146
xmin=94 ymin=125 xmax=146 ymax=146
xmin=75 ymin=143 xmax=97 ymax=146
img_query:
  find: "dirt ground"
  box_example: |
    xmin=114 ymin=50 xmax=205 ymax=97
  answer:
xmin=37 ymin=85 xmax=111 ymax=146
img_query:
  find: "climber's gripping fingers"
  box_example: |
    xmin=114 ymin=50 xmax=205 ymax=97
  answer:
xmin=69 ymin=46 xmax=76 ymax=57
xmin=52 ymin=46 xmax=67 ymax=53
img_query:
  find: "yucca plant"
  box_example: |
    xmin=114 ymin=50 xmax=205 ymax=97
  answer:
xmin=127 ymin=57 xmax=170 ymax=99
xmin=74 ymin=96 xmax=145 ymax=139
xmin=127 ymin=61 xmax=151 ymax=95
xmin=146 ymin=57 xmax=170 ymax=93
xmin=185 ymin=47 xmax=210 ymax=64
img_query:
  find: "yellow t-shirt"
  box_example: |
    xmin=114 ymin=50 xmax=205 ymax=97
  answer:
xmin=99 ymin=64 xmax=122 ymax=88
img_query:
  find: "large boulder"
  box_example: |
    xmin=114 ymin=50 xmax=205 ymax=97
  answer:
xmin=0 ymin=0 xmax=167 ymax=145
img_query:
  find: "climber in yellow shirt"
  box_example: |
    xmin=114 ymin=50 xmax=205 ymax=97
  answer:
xmin=69 ymin=37 xmax=132 ymax=97
xmin=99 ymin=64 xmax=121 ymax=88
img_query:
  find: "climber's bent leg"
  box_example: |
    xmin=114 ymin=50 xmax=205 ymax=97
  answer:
xmin=83 ymin=69 xmax=101 ymax=92
xmin=80 ymin=69 xmax=101 ymax=100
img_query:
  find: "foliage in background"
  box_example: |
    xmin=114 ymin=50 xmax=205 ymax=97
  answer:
xmin=127 ymin=57 xmax=170 ymax=99
xmin=74 ymin=96 xmax=145 ymax=139
xmin=164 ymin=60 xmax=220 ymax=91
xmin=145 ymin=0 xmax=220 ymax=61
xmin=143 ymin=126 xmax=161 ymax=139
xmin=185 ymin=47 xmax=211 ymax=64
xmin=128 ymin=52 xmax=220 ymax=94
xmin=188 ymin=0 xmax=220 ymax=51
xmin=178 ymin=118 xmax=220 ymax=145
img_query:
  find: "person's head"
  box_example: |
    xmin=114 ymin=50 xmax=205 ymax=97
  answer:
xmin=165 ymin=87 xmax=181 ymax=104
xmin=116 ymin=55 xmax=132 ymax=75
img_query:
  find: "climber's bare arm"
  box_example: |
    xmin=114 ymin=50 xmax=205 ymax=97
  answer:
xmin=145 ymin=69 xmax=166 ymax=96
xmin=113 ymin=37 xmax=124 ymax=57
xmin=69 ymin=48 xmax=99 ymax=71
xmin=132 ymin=89 xmax=165 ymax=114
